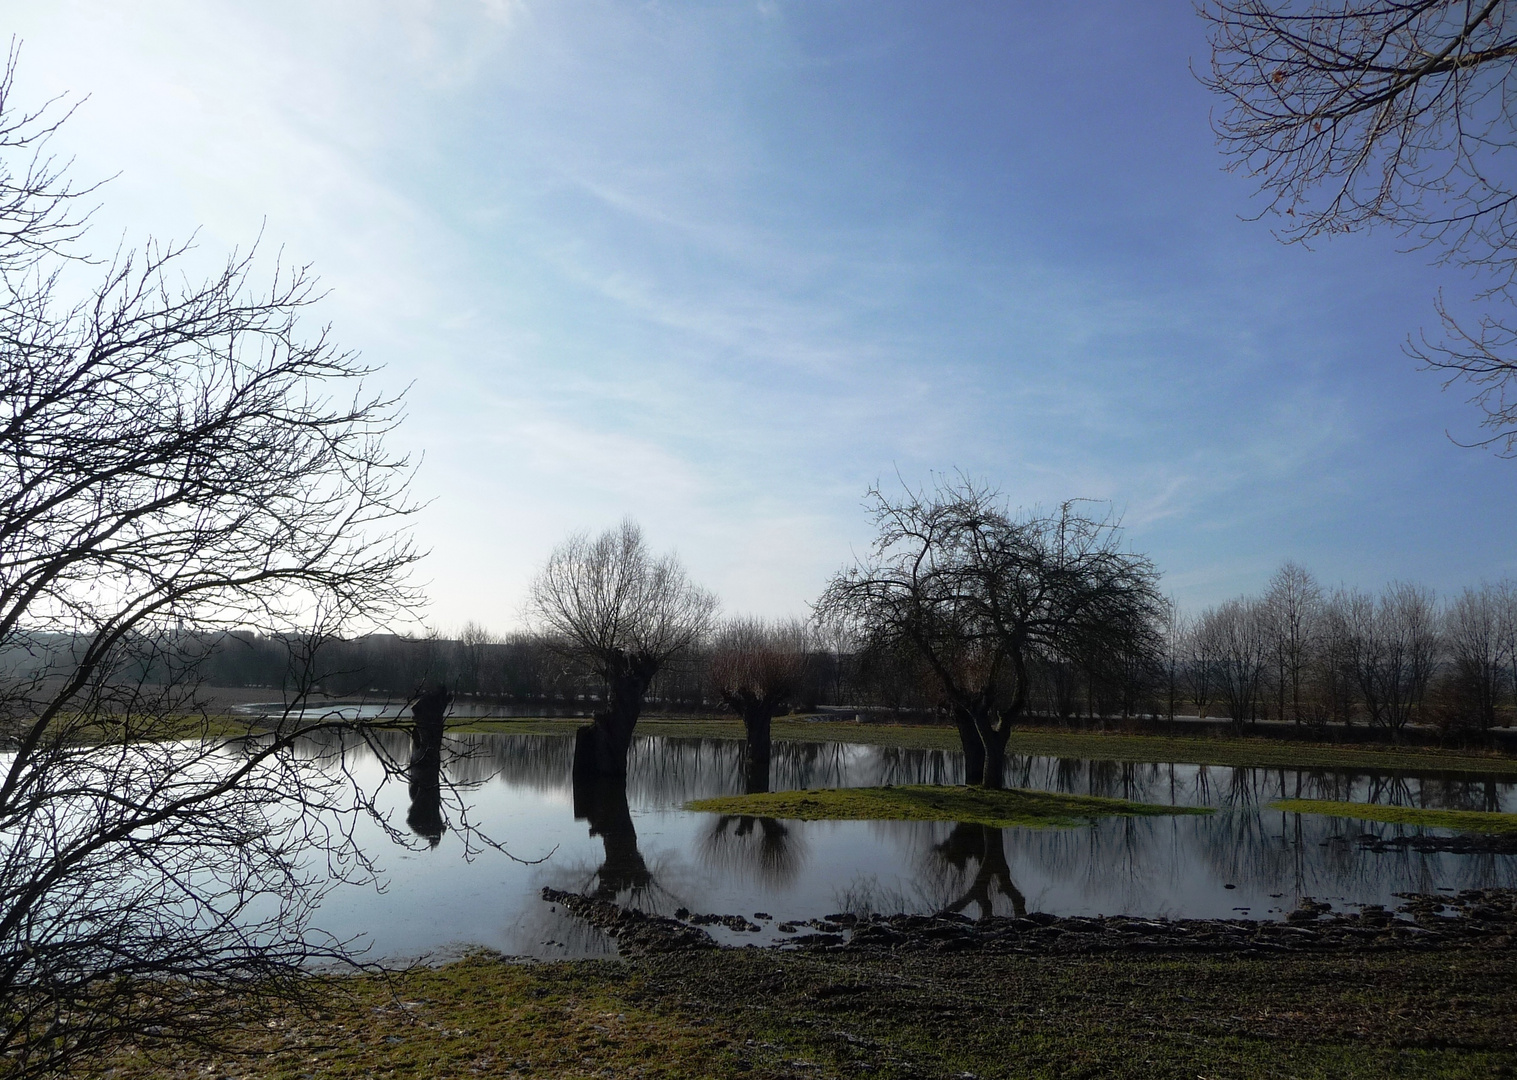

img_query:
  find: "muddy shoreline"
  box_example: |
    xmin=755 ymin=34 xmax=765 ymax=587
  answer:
xmin=541 ymin=885 xmax=1517 ymax=957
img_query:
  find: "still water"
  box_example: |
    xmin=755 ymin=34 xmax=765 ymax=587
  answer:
xmin=314 ymin=731 xmax=1517 ymax=961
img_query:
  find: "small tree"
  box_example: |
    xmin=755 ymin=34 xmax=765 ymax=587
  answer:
xmin=817 ymin=480 xmax=1163 ymax=788
xmin=1498 ymin=580 xmax=1517 ymax=725
xmin=528 ymin=520 xmax=717 ymax=776
xmin=1310 ymin=592 xmax=1361 ymax=727
xmin=452 ymin=620 xmax=500 ymax=697
xmin=708 ymin=617 xmax=811 ymax=792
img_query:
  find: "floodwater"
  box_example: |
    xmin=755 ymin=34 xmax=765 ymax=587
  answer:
xmin=311 ymin=731 xmax=1517 ymax=961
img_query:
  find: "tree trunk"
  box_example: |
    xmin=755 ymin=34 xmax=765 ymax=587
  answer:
xmin=576 ymin=665 xmax=655 ymax=776
xmin=978 ymin=721 xmax=1012 ymax=789
xmin=410 ymin=683 xmax=450 ymax=762
xmin=953 ymin=705 xmax=1014 ymax=788
xmin=742 ymin=706 xmax=773 ymax=794
xmin=952 ymin=706 xmax=986 ymax=786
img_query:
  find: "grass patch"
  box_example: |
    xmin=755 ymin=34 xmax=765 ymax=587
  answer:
xmin=1271 ymin=797 xmax=1517 ymax=833
xmin=685 ymin=783 xmax=1212 ymax=828
xmin=455 ymin=715 xmax=1517 ymax=776
xmin=86 ymin=948 xmax=1517 ymax=1079
xmin=92 ymin=954 xmax=765 ymax=1080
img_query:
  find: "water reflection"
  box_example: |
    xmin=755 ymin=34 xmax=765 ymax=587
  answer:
xmin=305 ymin=731 xmax=1517 ymax=960
xmin=572 ymin=774 xmax=654 ymax=903
xmin=932 ymin=824 xmax=1026 ymax=919
xmin=406 ymin=757 xmax=445 ymax=847
xmin=405 ymin=687 xmax=450 ymax=848
xmin=701 ymin=815 xmax=805 ymax=887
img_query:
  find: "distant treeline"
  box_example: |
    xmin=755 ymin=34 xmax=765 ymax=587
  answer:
xmin=11 ymin=562 xmax=1514 ymax=737
xmin=145 ymin=627 xmax=1167 ymax=721
xmin=1163 ymin=565 xmax=1517 ymax=736
xmin=137 ymin=627 xmax=858 ymax=715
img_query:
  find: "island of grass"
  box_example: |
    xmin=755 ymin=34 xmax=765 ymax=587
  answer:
xmin=1271 ymin=798 xmax=1517 ymax=833
xmin=685 ymin=783 xmax=1213 ymax=829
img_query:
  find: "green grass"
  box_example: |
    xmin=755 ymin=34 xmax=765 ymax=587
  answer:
xmin=685 ymin=783 xmax=1212 ymax=828
xmin=455 ymin=714 xmax=1517 ymax=776
xmin=1271 ymin=797 xmax=1517 ymax=833
xmin=93 ymin=955 xmax=757 ymax=1080
xmin=86 ymin=949 xmax=1517 ymax=1079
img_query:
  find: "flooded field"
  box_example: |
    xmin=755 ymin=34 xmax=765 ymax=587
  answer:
xmin=307 ymin=731 xmax=1517 ymax=961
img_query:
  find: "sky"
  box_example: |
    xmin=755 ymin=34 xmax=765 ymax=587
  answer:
xmin=7 ymin=1 xmax=1517 ymax=633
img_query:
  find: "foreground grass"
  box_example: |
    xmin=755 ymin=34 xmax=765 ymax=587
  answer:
xmin=91 ymin=948 xmax=1517 ymax=1079
xmin=686 ymin=783 xmax=1211 ymax=828
xmin=456 ymin=715 xmax=1517 ymax=776
xmin=1272 ymin=797 xmax=1517 ymax=833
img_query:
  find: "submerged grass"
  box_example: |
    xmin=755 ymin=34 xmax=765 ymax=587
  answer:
xmin=685 ymin=783 xmax=1212 ymax=828
xmin=1271 ymin=797 xmax=1517 ymax=833
xmin=455 ymin=715 xmax=1517 ymax=776
xmin=88 ymin=948 xmax=1517 ymax=1079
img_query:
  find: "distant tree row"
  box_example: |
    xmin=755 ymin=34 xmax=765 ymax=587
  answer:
xmin=127 ymin=620 xmax=854 ymax=715
xmin=53 ymin=491 xmax=1517 ymax=776
xmin=1169 ymin=564 xmax=1517 ymax=738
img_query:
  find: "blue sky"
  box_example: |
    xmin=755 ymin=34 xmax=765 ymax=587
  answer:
xmin=9 ymin=1 xmax=1516 ymax=631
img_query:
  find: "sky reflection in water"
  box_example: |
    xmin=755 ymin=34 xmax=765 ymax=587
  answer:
xmin=312 ymin=732 xmax=1517 ymax=961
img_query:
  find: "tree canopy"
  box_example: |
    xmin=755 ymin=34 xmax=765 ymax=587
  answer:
xmin=817 ymin=480 xmax=1163 ymax=787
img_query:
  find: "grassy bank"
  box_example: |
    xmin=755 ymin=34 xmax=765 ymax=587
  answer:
xmin=1272 ymin=797 xmax=1517 ymax=833
xmin=455 ymin=715 xmax=1517 ymax=776
xmin=686 ymin=783 xmax=1212 ymax=828
xmin=91 ymin=947 xmax=1517 ymax=1079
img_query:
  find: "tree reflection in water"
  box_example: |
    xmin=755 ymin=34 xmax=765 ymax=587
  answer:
xmin=699 ymin=758 xmax=808 ymax=885
xmin=572 ymin=772 xmax=656 ymax=902
xmin=700 ymin=815 xmax=806 ymax=887
xmin=406 ymin=754 xmax=445 ymax=847
xmin=335 ymin=732 xmax=1517 ymax=940
xmin=931 ymin=823 xmax=1027 ymax=919
xmin=405 ymin=687 xmax=450 ymax=848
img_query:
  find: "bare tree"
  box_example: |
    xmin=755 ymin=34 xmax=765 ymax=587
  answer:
xmin=1184 ymin=609 xmax=1220 ymax=720
xmin=1310 ymin=589 xmax=1361 ymax=726
xmin=812 ymin=616 xmax=858 ymax=708
xmin=1199 ymin=598 xmax=1270 ymax=732
xmin=1442 ymin=583 xmax=1504 ymax=732
xmin=452 ymin=620 xmax=500 ymax=697
xmin=1202 ymin=0 xmax=1517 ymax=450
xmin=707 ymin=617 xmax=811 ymax=792
xmin=1160 ymin=600 xmax=1188 ymax=721
xmin=0 ymin=59 xmax=424 ymax=1078
xmin=1498 ymin=579 xmax=1517 ymax=721
xmin=816 ymin=479 xmax=1163 ymax=788
xmin=1264 ymin=561 xmax=1323 ymax=723
xmin=1341 ymin=586 xmax=1388 ymax=728
xmin=528 ymin=520 xmax=717 ymax=776
xmin=1343 ymin=582 xmax=1441 ymax=736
